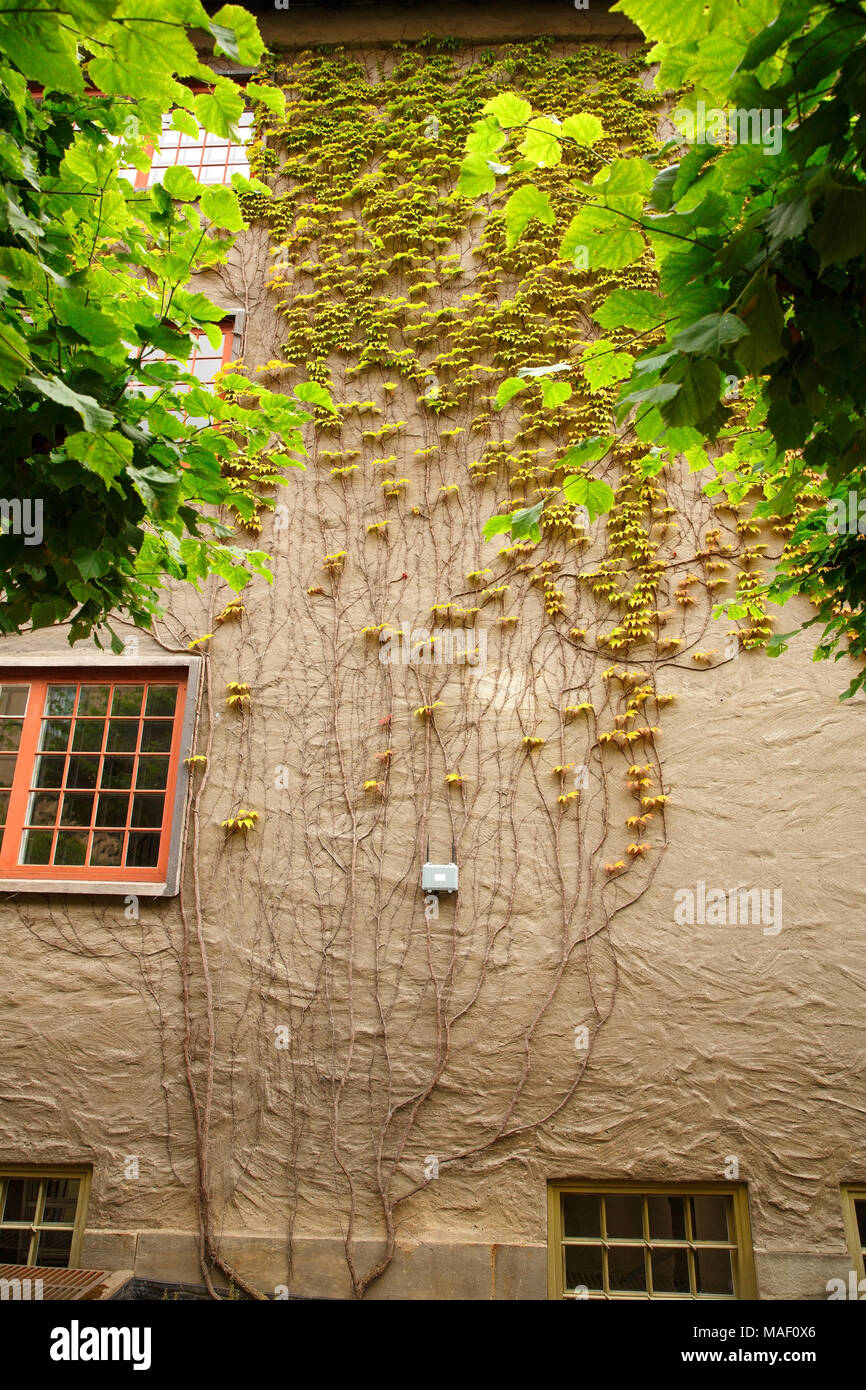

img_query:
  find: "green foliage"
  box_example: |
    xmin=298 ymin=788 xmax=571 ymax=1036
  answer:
xmin=0 ymin=0 xmax=331 ymax=648
xmin=460 ymin=0 xmax=866 ymax=695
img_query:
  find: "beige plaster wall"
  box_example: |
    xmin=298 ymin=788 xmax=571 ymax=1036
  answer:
xmin=0 ymin=9 xmax=864 ymax=1301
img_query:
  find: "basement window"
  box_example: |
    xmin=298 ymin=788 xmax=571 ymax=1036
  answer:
xmin=547 ymin=1182 xmax=757 ymax=1299
xmin=0 ymin=1168 xmax=90 ymax=1269
xmin=842 ymin=1187 xmax=866 ymax=1282
xmin=0 ymin=665 xmax=198 ymax=896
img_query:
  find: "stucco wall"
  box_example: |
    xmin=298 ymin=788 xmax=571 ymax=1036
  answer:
xmin=1 ymin=10 xmax=864 ymax=1301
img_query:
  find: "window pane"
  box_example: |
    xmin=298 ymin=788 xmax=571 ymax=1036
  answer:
xmin=0 ymin=790 xmax=8 ymax=826
xmin=0 ymin=1228 xmax=32 ymax=1264
xmin=42 ymin=1178 xmax=80 ymax=1224
xmin=71 ymin=721 xmax=105 ymax=753
xmin=131 ymin=793 xmax=164 ymax=828
xmin=136 ymin=756 xmax=169 ymax=790
xmin=0 ymin=719 xmax=24 ymax=752
xmin=565 ymin=1244 xmax=603 ymax=1294
xmin=605 ymin=1194 xmax=643 ymax=1240
xmin=66 ymin=756 xmax=99 ymax=789
xmin=90 ymin=831 xmax=124 ymax=866
xmin=20 ymin=828 xmax=53 ymax=864
xmin=607 ymin=1246 xmax=647 ymax=1293
xmin=106 ymin=720 xmax=138 ymax=752
xmin=140 ymin=720 xmax=172 ymax=753
xmin=0 ymin=685 xmax=28 ymax=716
xmin=145 ymin=685 xmax=177 ymax=716
xmin=111 ymin=686 xmax=144 ymax=716
xmin=95 ymin=794 xmax=129 ymax=827
xmin=126 ymin=831 xmax=160 ymax=867
xmin=54 ymin=831 xmax=88 ymax=866
xmin=77 ymin=686 xmax=110 ymax=716
xmin=2 ymin=1176 xmax=40 ymax=1222
xmin=27 ymin=791 xmax=60 ymax=826
xmin=39 ymin=719 xmax=70 ymax=753
xmin=651 ymin=1247 xmax=691 ymax=1294
xmin=35 ymin=1228 xmax=73 ymax=1267
xmin=34 ymin=755 xmax=65 ymax=788
xmin=690 ymin=1196 xmax=730 ymax=1242
xmin=60 ymin=793 xmax=94 ymax=827
xmin=856 ymin=1199 xmax=866 ymax=1248
xmin=0 ymin=753 xmax=16 ymax=787
xmin=46 ymin=685 xmax=77 ymax=716
xmin=562 ymin=1193 xmax=600 ymax=1239
xmin=101 ymin=756 xmax=134 ymax=789
xmin=695 ymin=1247 xmax=734 ymax=1296
xmin=647 ymin=1194 xmax=687 ymax=1241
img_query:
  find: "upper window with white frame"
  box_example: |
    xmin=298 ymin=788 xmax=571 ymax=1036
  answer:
xmin=126 ymin=110 xmax=254 ymax=189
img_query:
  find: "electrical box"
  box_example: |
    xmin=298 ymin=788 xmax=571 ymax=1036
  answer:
xmin=422 ymin=862 xmax=458 ymax=893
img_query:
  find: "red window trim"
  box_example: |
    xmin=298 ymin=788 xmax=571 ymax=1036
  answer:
xmin=0 ymin=670 xmax=188 ymax=884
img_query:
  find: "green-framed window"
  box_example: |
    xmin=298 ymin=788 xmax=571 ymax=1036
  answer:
xmin=548 ymin=1181 xmax=757 ymax=1300
xmin=842 ymin=1186 xmax=866 ymax=1282
xmin=0 ymin=1168 xmax=90 ymax=1268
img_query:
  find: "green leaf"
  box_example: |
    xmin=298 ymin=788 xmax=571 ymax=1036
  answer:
xmin=171 ymin=108 xmax=201 ymax=140
xmin=65 ymin=430 xmax=133 ymax=487
xmin=763 ymin=195 xmax=811 ymax=255
xmin=664 ymin=359 xmax=722 ymax=428
xmin=559 ymin=437 xmax=615 ymax=471
xmin=494 ymin=377 xmax=526 ymax=409
xmin=482 ymin=512 xmax=516 ymax=541
xmin=457 ymin=152 xmax=497 ymax=198
xmin=594 ymin=289 xmax=665 ymax=333
xmin=246 ymin=81 xmax=285 ymax=118
xmin=482 ymin=92 xmax=532 ymax=129
xmin=580 ymin=340 xmax=634 ymax=390
xmin=560 ymin=113 xmax=604 ymax=145
xmin=808 ymin=187 xmax=866 ymax=271
xmin=23 ymin=375 xmax=114 ymax=432
xmin=671 ymin=313 xmax=748 ymax=355
xmin=735 ymin=279 xmax=785 ymax=374
xmin=466 ymin=117 xmax=506 ymax=158
xmin=562 ymin=474 xmax=615 ymax=520
xmin=510 ymin=501 xmax=544 ymax=541
xmin=540 ymin=379 xmax=572 ymax=408
xmin=194 ymin=78 xmax=245 ymax=140
xmin=209 ymin=5 xmax=265 ymax=64
xmin=163 ymin=164 xmax=201 ymax=201
xmin=519 ymin=119 xmax=562 ymax=168
xmin=294 ymin=381 xmax=336 ymax=412
xmin=200 ymin=184 xmax=246 ymax=232
xmin=0 ymin=319 xmax=32 ymax=388
xmin=503 ymin=185 xmax=555 ymax=248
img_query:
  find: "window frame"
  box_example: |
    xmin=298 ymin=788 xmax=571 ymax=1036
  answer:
xmin=0 ymin=1166 xmax=91 ymax=1270
xmin=841 ymin=1185 xmax=866 ymax=1283
xmin=134 ymin=316 xmax=239 ymax=423
xmin=129 ymin=107 xmax=254 ymax=190
xmin=0 ymin=654 xmax=200 ymax=897
xmin=547 ymin=1179 xmax=758 ymax=1300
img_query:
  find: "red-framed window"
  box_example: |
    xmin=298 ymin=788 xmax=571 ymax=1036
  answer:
xmin=0 ymin=673 xmax=187 ymax=882
xmin=124 ymin=110 xmax=254 ymax=189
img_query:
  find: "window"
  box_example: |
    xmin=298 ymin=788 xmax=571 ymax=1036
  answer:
xmin=547 ymin=1181 xmax=757 ymax=1300
xmin=133 ymin=319 xmax=236 ymax=426
xmin=842 ymin=1187 xmax=866 ymax=1281
xmin=0 ymin=669 xmax=195 ymax=892
xmin=0 ymin=1169 xmax=90 ymax=1269
xmin=126 ymin=110 xmax=254 ymax=189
